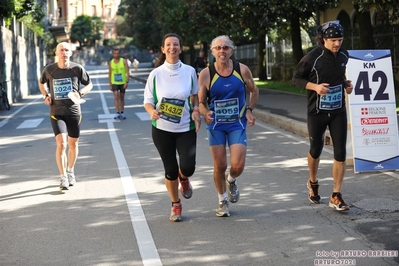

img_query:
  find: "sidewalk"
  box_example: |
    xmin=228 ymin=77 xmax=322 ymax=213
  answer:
xmin=130 ymin=62 xmax=309 ymax=139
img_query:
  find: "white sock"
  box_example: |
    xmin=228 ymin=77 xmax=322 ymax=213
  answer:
xmin=218 ymin=193 xmax=228 ymax=202
xmin=67 ymin=167 xmax=74 ymax=173
xmin=227 ymin=174 xmax=235 ymax=183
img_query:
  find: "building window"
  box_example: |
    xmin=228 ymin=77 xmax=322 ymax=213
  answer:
xmin=92 ymin=5 xmax=96 ymax=16
xmin=108 ymin=8 xmax=112 ymax=18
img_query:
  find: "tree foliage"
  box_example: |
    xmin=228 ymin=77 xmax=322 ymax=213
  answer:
xmin=0 ymin=0 xmax=45 ymax=35
xmin=70 ymin=15 xmax=103 ymax=48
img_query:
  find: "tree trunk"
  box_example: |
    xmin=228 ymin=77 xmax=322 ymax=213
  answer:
xmin=290 ymin=12 xmax=303 ymax=65
xmin=258 ymin=34 xmax=267 ymax=81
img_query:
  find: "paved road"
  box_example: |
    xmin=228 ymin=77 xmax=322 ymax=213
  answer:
xmin=0 ymin=65 xmax=398 ymax=266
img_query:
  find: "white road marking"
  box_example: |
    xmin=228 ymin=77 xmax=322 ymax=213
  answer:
xmin=96 ymin=78 xmax=162 ymax=266
xmin=136 ymin=112 xmax=151 ymax=121
xmin=16 ymin=118 xmax=44 ymax=129
xmin=0 ymin=96 xmax=41 ymax=128
xmin=98 ymin=114 xmax=121 ymax=123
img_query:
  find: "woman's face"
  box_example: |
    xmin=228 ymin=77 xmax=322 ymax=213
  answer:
xmin=162 ymin=36 xmax=181 ymax=62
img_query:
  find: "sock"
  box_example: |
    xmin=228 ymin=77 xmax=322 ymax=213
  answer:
xmin=121 ymin=111 xmax=124 ymax=114
xmin=332 ymin=192 xmax=340 ymax=197
xmin=172 ymin=199 xmax=181 ymax=205
xmin=60 ymin=174 xmax=65 ymax=179
xmin=227 ymin=174 xmax=235 ymax=183
xmin=218 ymin=193 xmax=228 ymax=202
xmin=310 ymin=180 xmax=318 ymax=184
xmin=67 ymin=167 xmax=74 ymax=173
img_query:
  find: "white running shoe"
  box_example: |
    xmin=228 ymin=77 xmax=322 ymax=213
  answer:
xmin=60 ymin=176 xmax=69 ymax=190
xmin=67 ymin=172 xmax=76 ymax=186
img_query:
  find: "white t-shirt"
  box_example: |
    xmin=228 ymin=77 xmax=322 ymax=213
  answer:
xmin=143 ymin=62 xmax=199 ymax=132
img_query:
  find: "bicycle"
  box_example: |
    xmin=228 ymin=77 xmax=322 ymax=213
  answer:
xmin=0 ymin=82 xmax=10 ymax=110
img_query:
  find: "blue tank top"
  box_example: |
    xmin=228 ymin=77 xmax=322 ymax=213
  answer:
xmin=207 ymin=60 xmax=247 ymax=131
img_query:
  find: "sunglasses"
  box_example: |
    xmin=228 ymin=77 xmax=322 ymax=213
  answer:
xmin=211 ymin=45 xmax=231 ymax=51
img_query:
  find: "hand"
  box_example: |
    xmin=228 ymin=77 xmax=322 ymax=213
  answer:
xmin=44 ymin=96 xmax=52 ymax=105
xmin=150 ymin=109 xmax=162 ymax=120
xmin=345 ymin=80 xmax=353 ymax=94
xmin=204 ymin=110 xmax=214 ymax=125
xmin=246 ymin=110 xmax=255 ymax=127
xmin=192 ymin=112 xmax=201 ymax=132
xmin=315 ymin=83 xmax=330 ymax=96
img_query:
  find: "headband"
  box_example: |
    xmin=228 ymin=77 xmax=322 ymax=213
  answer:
xmin=317 ymin=20 xmax=344 ymax=38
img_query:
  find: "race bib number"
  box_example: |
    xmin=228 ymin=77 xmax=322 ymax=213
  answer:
xmin=159 ymin=98 xmax=185 ymax=124
xmin=114 ymin=73 xmax=123 ymax=82
xmin=53 ymin=78 xmax=73 ymax=100
xmin=214 ymin=98 xmax=239 ymax=123
xmin=319 ymin=84 xmax=342 ymax=110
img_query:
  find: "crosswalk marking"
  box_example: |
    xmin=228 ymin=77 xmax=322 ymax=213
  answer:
xmin=135 ymin=112 xmax=151 ymax=121
xmin=16 ymin=118 xmax=44 ymax=129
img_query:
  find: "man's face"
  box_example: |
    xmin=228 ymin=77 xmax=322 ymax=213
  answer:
xmin=324 ymin=38 xmax=343 ymax=53
xmin=55 ymin=43 xmax=72 ymax=60
xmin=113 ymin=50 xmax=120 ymax=59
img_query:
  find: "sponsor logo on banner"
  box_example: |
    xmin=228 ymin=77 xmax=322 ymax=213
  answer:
xmin=360 ymin=117 xmax=388 ymax=125
xmin=360 ymin=107 xmax=387 ymax=115
xmin=362 ymin=127 xmax=389 ymax=136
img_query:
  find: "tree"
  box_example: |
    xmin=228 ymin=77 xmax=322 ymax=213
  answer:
xmin=70 ymin=15 xmax=102 ymax=48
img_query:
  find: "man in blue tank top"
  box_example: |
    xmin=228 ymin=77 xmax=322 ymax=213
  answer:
xmin=198 ymin=35 xmax=259 ymax=217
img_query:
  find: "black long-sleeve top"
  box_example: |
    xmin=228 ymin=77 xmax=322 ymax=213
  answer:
xmin=292 ymin=45 xmax=349 ymax=115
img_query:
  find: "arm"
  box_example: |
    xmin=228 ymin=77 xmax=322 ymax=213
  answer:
xmin=240 ymin=64 xmax=259 ymax=126
xmin=124 ymin=59 xmax=130 ymax=89
xmin=79 ymin=82 xmax=93 ymax=97
xmin=108 ymin=61 xmax=113 ymax=91
xmin=198 ymin=67 xmax=214 ymax=125
xmin=38 ymin=81 xmax=52 ymax=105
xmin=190 ymin=94 xmax=201 ymax=132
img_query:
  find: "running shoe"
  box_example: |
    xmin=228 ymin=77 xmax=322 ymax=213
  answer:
xmin=179 ymin=175 xmax=193 ymax=199
xmin=226 ymin=179 xmax=240 ymax=203
xmin=329 ymin=193 xmax=350 ymax=211
xmin=60 ymin=176 xmax=69 ymax=190
xmin=307 ymin=179 xmax=320 ymax=204
xmin=114 ymin=113 xmax=120 ymax=119
xmin=170 ymin=202 xmax=183 ymax=222
xmin=120 ymin=113 xmax=126 ymax=119
xmin=216 ymin=200 xmax=230 ymax=217
xmin=67 ymin=171 xmax=76 ymax=186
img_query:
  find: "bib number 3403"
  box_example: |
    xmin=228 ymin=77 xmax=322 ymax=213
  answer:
xmin=354 ymin=71 xmax=389 ymax=101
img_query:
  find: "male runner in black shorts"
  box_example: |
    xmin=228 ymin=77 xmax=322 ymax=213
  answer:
xmin=292 ymin=20 xmax=353 ymax=211
xmin=39 ymin=42 xmax=93 ymax=191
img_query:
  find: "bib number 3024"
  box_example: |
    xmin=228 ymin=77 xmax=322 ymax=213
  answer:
xmin=354 ymin=71 xmax=389 ymax=101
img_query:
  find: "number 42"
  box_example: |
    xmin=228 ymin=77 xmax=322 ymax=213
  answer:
xmin=354 ymin=71 xmax=389 ymax=101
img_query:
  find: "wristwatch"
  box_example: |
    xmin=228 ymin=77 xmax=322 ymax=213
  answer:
xmin=246 ymin=106 xmax=253 ymax=112
xmin=42 ymin=94 xmax=49 ymax=99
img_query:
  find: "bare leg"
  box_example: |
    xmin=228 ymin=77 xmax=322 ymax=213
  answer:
xmin=113 ymin=91 xmax=120 ymax=113
xmin=67 ymin=136 xmax=79 ymax=169
xmin=55 ymin=133 xmax=68 ymax=176
xmin=165 ymin=179 xmax=179 ymax=202
xmin=210 ymin=145 xmax=227 ymax=195
xmin=228 ymin=144 xmax=246 ymax=178
xmin=332 ymin=160 xmax=345 ymax=192
xmin=119 ymin=93 xmax=125 ymax=113
xmin=308 ymin=152 xmax=320 ymax=183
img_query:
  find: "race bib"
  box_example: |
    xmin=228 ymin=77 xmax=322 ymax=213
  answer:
xmin=214 ymin=98 xmax=240 ymax=123
xmin=319 ymin=84 xmax=343 ymax=110
xmin=114 ymin=73 xmax=123 ymax=82
xmin=159 ymin=97 xmax=185 ymax=124
xmin=53 ymin=78 xmax=73 ymax=100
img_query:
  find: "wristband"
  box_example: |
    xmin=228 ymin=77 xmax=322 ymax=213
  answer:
xmin=246 ymin=106 xmax=253 ymax=112
xmin=193 ymin=109 xmax=200 ymax=113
